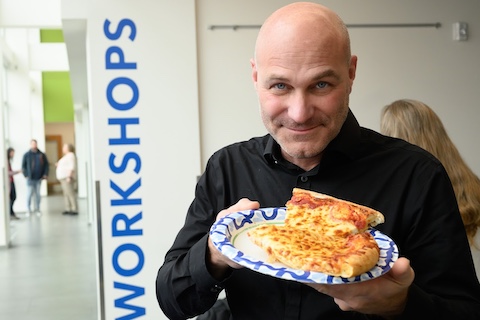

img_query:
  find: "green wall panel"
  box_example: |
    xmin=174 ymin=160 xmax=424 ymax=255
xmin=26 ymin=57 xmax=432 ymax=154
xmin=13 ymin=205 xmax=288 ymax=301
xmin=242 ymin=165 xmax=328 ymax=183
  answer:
xmin=42 ymin=72 xmax=74 ymax=123
xmin=40 ymin=29 xmax=64 ymax=43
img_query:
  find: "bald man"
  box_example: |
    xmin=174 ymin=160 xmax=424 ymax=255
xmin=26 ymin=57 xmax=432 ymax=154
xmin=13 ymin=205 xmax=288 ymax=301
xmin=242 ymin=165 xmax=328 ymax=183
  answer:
xmin=156 ymin=3 xmax=480 ymax=319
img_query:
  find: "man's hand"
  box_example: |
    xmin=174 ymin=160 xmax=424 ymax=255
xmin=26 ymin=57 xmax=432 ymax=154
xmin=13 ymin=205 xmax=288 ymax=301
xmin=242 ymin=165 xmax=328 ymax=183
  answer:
xmin=307 ymin=257 xmax=414 ymax=317
xmin=207 ymin=198 xmax=260 ymax=280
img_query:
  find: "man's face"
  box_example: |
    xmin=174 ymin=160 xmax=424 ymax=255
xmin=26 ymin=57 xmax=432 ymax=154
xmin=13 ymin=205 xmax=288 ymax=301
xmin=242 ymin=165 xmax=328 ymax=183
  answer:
xmin=30 ymin=140 xmax=38 ymax=151
xmin=252 ymin=26 xmax=356 ymax=169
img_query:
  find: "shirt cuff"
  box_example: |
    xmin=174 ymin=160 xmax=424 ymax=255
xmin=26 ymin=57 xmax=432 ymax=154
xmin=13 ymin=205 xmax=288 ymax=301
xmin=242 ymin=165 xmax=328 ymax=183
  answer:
xmin=189 ymin=234 xmax=229 ymax=294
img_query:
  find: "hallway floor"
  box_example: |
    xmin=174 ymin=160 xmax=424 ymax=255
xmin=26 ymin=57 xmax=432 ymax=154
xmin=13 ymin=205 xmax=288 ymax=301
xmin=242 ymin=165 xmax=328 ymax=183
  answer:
xmin=0 ymin=194 xmax=98 ymax=320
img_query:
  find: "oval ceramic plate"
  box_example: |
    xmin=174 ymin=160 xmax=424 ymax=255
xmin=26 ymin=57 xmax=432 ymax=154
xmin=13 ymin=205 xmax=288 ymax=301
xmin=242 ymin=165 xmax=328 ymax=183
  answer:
xmin=209 ymin=207 xmax=399 ymax=284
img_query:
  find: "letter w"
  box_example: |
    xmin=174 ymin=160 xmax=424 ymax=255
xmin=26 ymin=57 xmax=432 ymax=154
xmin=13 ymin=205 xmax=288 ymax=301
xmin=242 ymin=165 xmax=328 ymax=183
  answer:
xmin=114 ymin=282 xmax=146 ymax=319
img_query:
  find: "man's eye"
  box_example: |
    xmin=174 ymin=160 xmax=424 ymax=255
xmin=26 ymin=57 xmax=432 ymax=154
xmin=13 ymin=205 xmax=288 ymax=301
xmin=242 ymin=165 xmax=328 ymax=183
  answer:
xmin=274 ymin=83 xmax=286 ymax=90
xmin=316 ymin=82 xmax=328 ymax=89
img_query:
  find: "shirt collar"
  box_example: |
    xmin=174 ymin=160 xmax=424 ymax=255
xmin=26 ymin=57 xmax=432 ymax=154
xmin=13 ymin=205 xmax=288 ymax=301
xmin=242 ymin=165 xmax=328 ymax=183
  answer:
xmin=263 ymin=135 xmax=279 ymax=165
xmin=327 ymin=109 xmax=363 ymax=159
xmin=263 ymin=109 xmax=362 ymax=166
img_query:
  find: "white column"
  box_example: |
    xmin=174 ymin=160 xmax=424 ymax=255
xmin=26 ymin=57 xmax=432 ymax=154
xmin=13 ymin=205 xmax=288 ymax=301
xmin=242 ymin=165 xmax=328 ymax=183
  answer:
xmin=0 ymin=52 xmax=10 ymax=247
xmin=76 ymin=1 xmax=201 ymax=319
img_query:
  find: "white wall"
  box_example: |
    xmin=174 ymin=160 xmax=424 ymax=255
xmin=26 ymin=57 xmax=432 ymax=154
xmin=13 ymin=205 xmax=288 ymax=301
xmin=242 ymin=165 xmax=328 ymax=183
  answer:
xmin=196 ymin=0 xmax=480 ymax=175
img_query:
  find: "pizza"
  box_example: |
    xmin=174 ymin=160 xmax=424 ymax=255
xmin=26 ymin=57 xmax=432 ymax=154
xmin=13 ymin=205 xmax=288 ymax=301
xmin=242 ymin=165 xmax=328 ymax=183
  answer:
xmin=285 ymin=188 xmax=384 ymax=237
xmin=247 ymin=188 xmax=385 ymax=278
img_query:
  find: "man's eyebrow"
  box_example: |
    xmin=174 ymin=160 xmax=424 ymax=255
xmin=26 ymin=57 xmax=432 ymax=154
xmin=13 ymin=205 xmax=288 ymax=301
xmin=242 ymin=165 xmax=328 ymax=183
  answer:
xmin=311 ymin=69 xmax=341 ymax=81
xmin=265 ymin=70 xmax=341 ymax=83
xmin=265 ymin=75 xmax=289 ymax=83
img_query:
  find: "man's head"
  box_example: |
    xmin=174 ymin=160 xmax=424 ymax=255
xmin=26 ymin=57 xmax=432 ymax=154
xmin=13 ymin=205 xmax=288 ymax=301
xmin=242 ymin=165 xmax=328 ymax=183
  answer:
xmin=251 ymin=2 xmax=357 ymax=170
xmin=7 ymin=147 xmax=14 ymax=159
xmin=30 ymin=139 xmax=38 ymax=152
xmin=63 ymin=143 xmax=75 ymax=154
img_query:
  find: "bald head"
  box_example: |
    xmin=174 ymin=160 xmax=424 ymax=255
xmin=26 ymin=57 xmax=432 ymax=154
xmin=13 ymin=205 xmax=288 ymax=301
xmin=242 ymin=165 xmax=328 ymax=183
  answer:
xmin=255 ymin=2 xmax=351 ymax=66
xmin=250 ymin=2 xmax=357 ymax=171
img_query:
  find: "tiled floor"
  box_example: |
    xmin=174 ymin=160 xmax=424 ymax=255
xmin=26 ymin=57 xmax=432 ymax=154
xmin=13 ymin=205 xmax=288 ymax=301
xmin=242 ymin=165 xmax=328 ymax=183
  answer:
xmin=0 ymin=194 xmax=98 ymax=320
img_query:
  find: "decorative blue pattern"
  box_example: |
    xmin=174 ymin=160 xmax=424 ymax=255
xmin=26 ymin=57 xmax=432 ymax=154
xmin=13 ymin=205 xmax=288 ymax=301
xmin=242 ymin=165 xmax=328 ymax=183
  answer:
xmin=210 ymin=207 xmax=399 ymax=284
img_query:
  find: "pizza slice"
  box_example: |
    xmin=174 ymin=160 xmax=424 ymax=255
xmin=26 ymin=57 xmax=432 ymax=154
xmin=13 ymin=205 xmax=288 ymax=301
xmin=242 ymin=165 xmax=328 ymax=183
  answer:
xmin=247 ymin=188 xmax=385 ymax=278
xmin=285 ymin=188 xmax=384 ymax=237
xmin=248 ymin=224 xmax=380 ymax=277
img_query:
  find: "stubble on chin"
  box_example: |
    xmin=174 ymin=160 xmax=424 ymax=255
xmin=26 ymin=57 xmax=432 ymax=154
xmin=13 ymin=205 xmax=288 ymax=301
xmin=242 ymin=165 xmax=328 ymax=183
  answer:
xmin=280 ymin=136 xmax=326 ymax=160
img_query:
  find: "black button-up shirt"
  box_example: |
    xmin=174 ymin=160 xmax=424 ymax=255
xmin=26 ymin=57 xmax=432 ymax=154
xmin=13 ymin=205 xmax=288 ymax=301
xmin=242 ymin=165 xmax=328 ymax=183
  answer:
xmin=156 ymin=111 xmax=480 ymax=319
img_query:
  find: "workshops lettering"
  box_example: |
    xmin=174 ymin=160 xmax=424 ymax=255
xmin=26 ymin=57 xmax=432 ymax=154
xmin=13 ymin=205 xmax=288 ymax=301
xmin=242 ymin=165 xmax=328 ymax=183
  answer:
xmin=104 ymin=18 xmax=145 ymax=319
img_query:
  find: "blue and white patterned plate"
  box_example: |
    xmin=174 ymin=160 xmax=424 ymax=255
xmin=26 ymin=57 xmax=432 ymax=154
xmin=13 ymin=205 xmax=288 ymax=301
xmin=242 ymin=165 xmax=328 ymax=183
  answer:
xmin=210 ymin=207 xmax=399 ymax=284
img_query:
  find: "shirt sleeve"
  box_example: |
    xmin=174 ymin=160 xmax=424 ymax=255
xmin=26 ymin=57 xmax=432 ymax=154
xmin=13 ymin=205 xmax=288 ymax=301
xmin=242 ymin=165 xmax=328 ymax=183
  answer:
xmin=156 ymin=161 xmax=228 ymax=319
xmin=43 ymin=153 xmax=49 ymax=176
xmin=21 ymin=153 xmax=27 ymax=177
xmin=393 ymin=163 xmax=480 ymax=319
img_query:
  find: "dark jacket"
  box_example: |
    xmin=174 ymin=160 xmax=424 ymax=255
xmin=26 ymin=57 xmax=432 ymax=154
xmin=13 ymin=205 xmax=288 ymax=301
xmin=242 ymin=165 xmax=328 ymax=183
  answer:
xmin=22 ymin=149 xmax=49 ymax=180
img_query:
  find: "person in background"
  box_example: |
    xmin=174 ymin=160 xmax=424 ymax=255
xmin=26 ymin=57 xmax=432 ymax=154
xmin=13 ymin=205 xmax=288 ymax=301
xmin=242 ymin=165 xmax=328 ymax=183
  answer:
xmin=7 ymin=147 xmax=22 ymax=220
xmin=22 ymin=139 xmax=49 ymax=216
xmin=156 ymin=2 xmax=480 ymax=319
xmin=380 ymin=98 xmax=480 ymax=278
xmin=55 ymin=143 xmax=78 ymax=215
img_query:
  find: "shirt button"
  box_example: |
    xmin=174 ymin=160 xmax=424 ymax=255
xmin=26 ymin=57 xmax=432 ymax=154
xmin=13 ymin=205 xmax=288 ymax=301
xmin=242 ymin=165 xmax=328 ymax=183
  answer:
xmin=210 ymin=284 xmax=223 ymax=293
xmin=300 ymin=176 xmax=308 ymax=182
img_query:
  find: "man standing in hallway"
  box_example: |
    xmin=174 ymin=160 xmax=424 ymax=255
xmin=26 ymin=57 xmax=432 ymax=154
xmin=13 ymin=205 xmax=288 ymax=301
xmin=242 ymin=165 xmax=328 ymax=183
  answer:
xmin=56 ymin=143 xmax=78 ymax=215
xmin=22 ymin=139 xmax=49 ymax=216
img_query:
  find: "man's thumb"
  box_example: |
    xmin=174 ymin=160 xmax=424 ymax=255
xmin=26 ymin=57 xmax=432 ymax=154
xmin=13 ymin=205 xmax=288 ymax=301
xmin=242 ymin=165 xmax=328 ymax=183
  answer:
xmin=390 ymin=257 xmax=415 ymax=285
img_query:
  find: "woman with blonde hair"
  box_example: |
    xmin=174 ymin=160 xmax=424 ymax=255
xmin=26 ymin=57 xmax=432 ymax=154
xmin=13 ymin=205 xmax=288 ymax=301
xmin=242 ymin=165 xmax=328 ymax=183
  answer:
xmin=381 ymin=99 xmax=480 ymax=275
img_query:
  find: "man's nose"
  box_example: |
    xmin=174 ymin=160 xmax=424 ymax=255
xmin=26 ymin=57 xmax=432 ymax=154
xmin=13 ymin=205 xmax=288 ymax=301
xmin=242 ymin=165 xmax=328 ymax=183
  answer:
xmin=287 ymin=91 xmax=313 ymax=123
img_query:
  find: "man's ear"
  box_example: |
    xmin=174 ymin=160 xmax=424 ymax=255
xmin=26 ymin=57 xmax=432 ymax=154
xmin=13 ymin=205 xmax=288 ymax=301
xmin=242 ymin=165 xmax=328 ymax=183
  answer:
xmin=250 ymin=58 xmax=258 ymax=88
xmin=348 ymin=55 xmax=358 ymax=94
